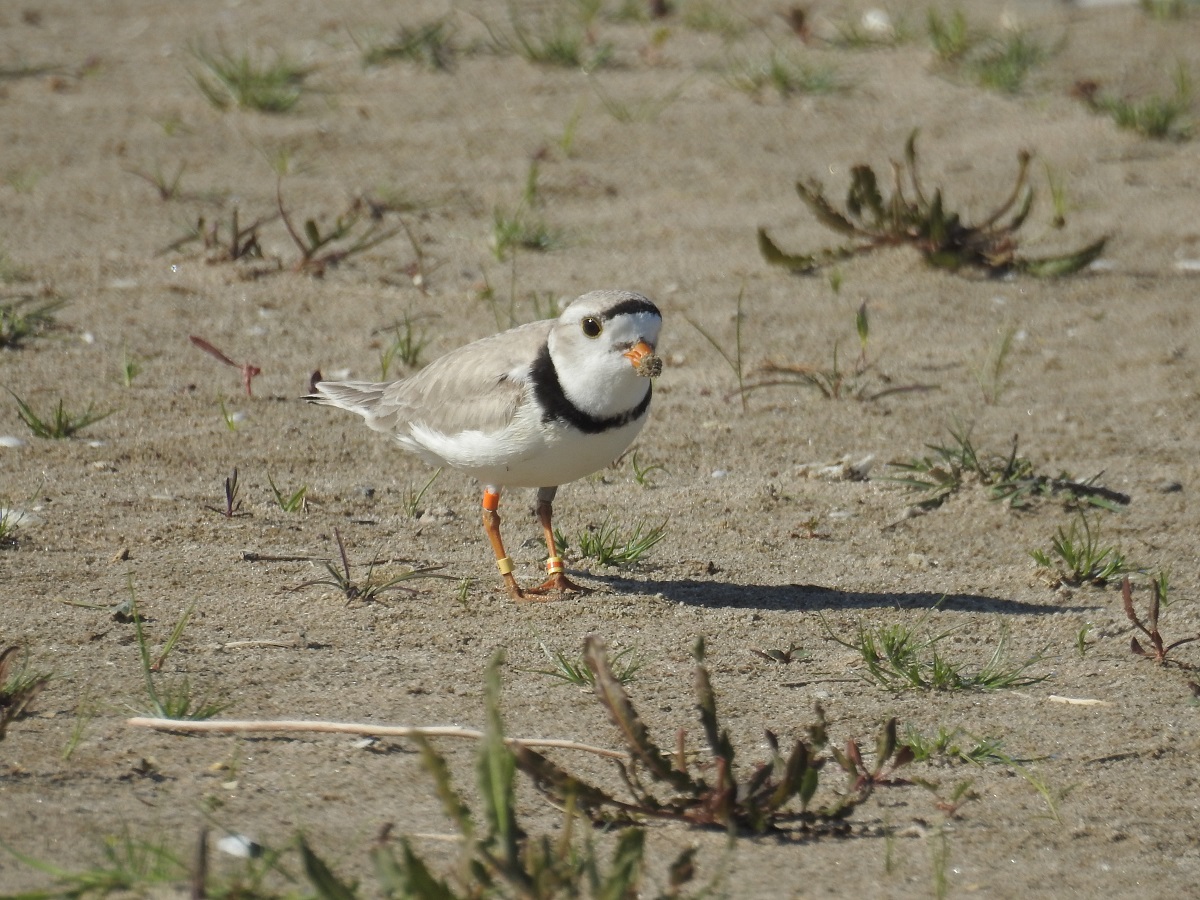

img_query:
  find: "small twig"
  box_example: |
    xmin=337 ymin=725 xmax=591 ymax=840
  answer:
xmin=126 ymin=717 xmax=630 ymax=760
xmin=242 ymin=551 xmax=322 ymax=563
xmin=218 ymin=639 xmax=304 ymax=650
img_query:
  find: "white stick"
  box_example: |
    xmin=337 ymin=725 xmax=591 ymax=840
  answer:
xmin=1047 ymin=695 xmax=1110 ymax=706
xmin=126 ymin=717 xmax=629 ymax=760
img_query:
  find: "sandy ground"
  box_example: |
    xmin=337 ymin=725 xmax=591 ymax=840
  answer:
xmin=3 ymin=0 xmax=1200 ymax=896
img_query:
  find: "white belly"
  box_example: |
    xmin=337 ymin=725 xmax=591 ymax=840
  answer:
xmin=403 ymin=403 xmax=649 ymax=489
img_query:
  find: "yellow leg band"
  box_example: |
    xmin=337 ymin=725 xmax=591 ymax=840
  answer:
xmin=546 ymin=556 xmax=564 ymax=575
xmin=496 ymin=556 xmax=513 ymax=575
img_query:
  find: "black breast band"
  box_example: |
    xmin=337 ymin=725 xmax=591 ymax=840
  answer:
xmin=529 ymin=344 xmax=652 ymax=434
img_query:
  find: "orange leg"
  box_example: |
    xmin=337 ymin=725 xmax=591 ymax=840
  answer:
xmin=525 ymin=486 xmax=591 ymax=596
xmin=481 ymin=487 xmax=526 ymax=600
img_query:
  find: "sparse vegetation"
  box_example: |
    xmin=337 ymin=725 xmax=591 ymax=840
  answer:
xmin=566 ymin=517 xmax=667 ymax=567
xmin=1076 ymin=623 xmax=1094 ymax=657
xmin=628 ymin=449 xmax=666 ymax=486
xmin=927 ymin=11 xmax=1052 ymax=94
xmin=289 ymin=527 xmax=448 ymax=602
xmin=1 ymin=829 xmax=190 ymax=896
xmin=825 ymin=613 xmax=1049 ymax=692
xmin=1078 ymin=65 xmax=1193 ymax=140
xmin=491 ymin=203 xmax=558 ymax=260
xmin=927 ymin=8 xmax=975 ymax=63
xmin=741 ymin=301 xmax=929 ymax=402
xmin=680 ymin=0 xmax=748 ymax=38
xmin=267 ymin=472 xmax=307 ymax=513
xmin=377 ymin=311 xmax=431 ymax=377
xmin=759 ymin=131 xmax=1105 ymax=277
xmin=901 ymin=726 xmax=1013 ymax=767
xmin=129 ymin=584 xmax=227 ymax=721
xmin=124 ymin=161 xmax=188 ymax=201
xmin=1141 ymin=0 xmax=1200 ymax=19
xmin=207 ymin=468 xmax=245 ymax=518
xmin=485 ymin=4 xmax=613 ymax=71
xmin=887 ymin=425 xmax=1131 ymax=512
xmin=591 ymin=77 xmax=683 ymax=123
xmin=827 ymin=9 xmax=909 ymax=48
xmin=0 ymin=508 xmax=21 ymax=548
xmin=217 ymin=397 xmax=242 ymax=432
xmin=530 ymin=640 xmax=643 ymax=687
xmin=972 ymin=31 xmax=1049 ymax=94
xmin=726 ymin=51 xmax=842 ymax=98
xmin=1031 ymin=514 xmax=1134 ymax=587
xmin=9 ymin=390 xmax=112 ymax=439
xmin=685 ymin=285 xmax=748 ymax=410
xmin=974 ymin=325 xmax=1017 ymax=405
xmin=402 ymin=467 xmax=442 ymax=518
xmin=359 ymin=18 xmax=458 ymax=71
xmin=0 ymin=644 xmax=51 ymax=740
xmin=0 ymin=295 xmax=64 ymax=348
xmin=191 ymin=43 xmax=310 ymax=113
xmin=118 ymin=349 xmax=141 ymax=387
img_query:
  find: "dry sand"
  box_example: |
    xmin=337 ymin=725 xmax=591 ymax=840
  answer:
xmin=3 ymin=1 xmax=1200 ymax=896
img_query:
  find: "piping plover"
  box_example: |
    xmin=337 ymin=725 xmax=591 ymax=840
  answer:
xmin=306 ymin=290 xmax=663 ymax=601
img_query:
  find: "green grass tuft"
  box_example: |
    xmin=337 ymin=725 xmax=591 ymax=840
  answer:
xmin=191 ymin=44 xmax=310 ymax=113
xmin=10 ymin=391 xmax=112 ymax=439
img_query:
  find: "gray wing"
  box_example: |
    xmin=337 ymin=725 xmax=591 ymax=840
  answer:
xmin=310 ymin=319 xmax=553 ymax=437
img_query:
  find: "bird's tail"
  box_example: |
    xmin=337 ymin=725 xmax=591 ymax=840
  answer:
xmin=304 ymin=381 xmax=389 ymax=419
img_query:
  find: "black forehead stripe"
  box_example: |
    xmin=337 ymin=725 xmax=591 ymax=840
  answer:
xmin=530 ymin=343 xmax=652 ymax=435
xmin=600 ymin=296 xmax=660 ymax=321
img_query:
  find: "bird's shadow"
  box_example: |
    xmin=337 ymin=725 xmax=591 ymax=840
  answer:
xmin=587 ymin=574 xmax=1088 ymax=615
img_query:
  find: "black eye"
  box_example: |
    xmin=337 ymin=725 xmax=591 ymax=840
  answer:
xmin=581 ymin=316 xmax=602 ymax=338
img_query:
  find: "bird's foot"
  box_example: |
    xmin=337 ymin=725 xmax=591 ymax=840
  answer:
xmin=522 ymin=571 xmax=593 ymax=598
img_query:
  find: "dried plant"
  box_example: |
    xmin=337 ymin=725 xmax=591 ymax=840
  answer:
xmin=160 ymin=207 xmax=271 ymax=262
xmin=289 ymin=528 xmax=449 ymax=603
xmin=759 ymin=131 xmax=1106 ymax=277
xmin=189 ymin=335 xmax=262 ymax=397
xmin=277 ymin=186 xmax=403 ymax=276
xmin=372 ymin=650 xmax=708 ymax=897
xmin=1122 ymin=575 xmax=1200 ymax=665
xmin=511 ymin=636 xmax=914 ymax=833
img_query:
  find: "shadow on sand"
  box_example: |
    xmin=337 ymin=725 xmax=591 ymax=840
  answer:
xmin=587 ymin=574 xmax=1082 ymax=615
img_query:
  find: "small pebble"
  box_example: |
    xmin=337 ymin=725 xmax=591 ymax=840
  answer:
xmin=216 ymin=834 xmax=263 ymax=859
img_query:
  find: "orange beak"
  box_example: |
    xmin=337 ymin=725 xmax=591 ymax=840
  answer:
xmin=623 ymin=340 xmax=654 ymax=365
xmin=623 ymin=340 xmax=662 ymax=377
